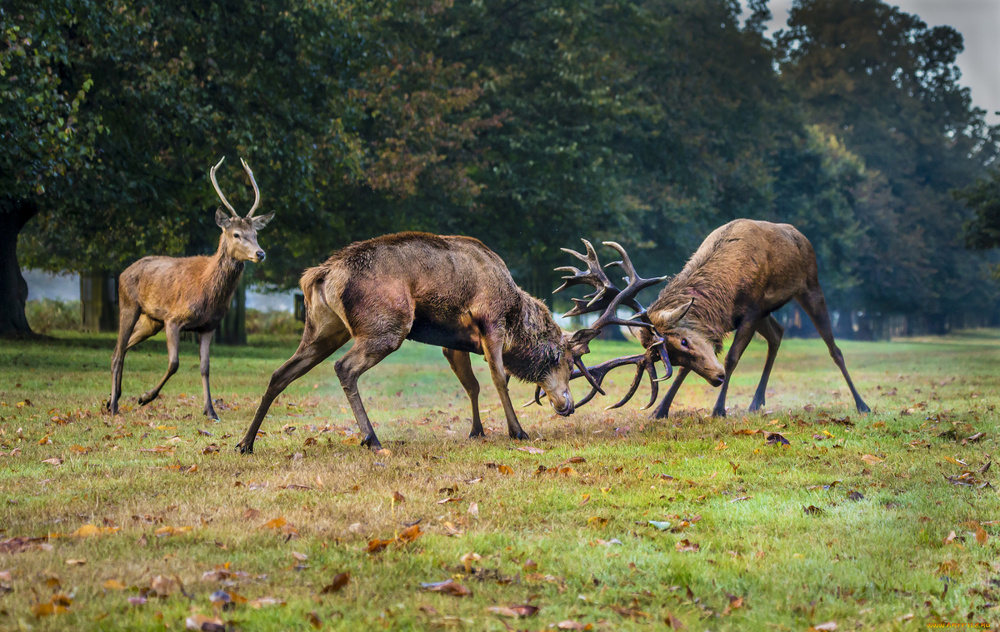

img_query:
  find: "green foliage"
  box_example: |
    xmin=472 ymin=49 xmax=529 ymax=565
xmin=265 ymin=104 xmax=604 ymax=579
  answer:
xmin=960 ymin=168 xmax=1000 ymax=250
xmin=24 ymin=299 xmax=81 ymax=333
xmin=4 ymin=0 xmax=1000 ymax=324
xmin=245 ymin=309 xmax=303 ymax=337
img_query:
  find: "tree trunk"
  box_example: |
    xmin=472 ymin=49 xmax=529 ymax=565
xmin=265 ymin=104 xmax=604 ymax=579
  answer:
xmin=0 ymin=199 xmax=38 ymax=337
xmin=80 ymin=271 xmax=119 ymax=332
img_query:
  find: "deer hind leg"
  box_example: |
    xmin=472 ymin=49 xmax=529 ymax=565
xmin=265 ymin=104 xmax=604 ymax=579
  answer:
xmin=126 ymin=314 xmax=163 ymax=350
xmin=199 ymin=332 xmax=219 ymax=420
xmin=108 ymin=304 xmax=142 ymax=415
xmin=712 ymin=318 xmax=760 ymax=417
xmin=795 ymin=287 xmax=870 ymax=413
xmin=442 ymin=348 xmax=484 ymax=438
xmin=138 ymin=321 xmax=181 ymax=406
xmin=237 ymin=317 xmax=350 ymax=454
xmin=651 ymin=367 xmax=690 ymax=420
xmin=748 ymin=315 xmax=784 ymax=413
xmin=334 ymin=330 xmax=409 ymax=451
xmin=480 ymin=329 xmax=528 ymax=440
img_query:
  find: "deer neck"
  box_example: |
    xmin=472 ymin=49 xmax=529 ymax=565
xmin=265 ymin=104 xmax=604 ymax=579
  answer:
xmin=207 ymin=239 xmax=246 ymax=305
xmin=502 ymin=293 xmax=562 ymax=383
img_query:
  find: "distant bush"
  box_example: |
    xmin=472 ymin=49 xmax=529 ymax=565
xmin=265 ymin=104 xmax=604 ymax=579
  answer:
xmin=246 ymin=309 xmax=303 ymax=336
xmin=26 ymin=299 xmax=81 ymax=333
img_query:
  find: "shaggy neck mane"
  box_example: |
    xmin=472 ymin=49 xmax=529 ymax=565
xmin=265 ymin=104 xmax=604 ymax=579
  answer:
xmin=653 ymin=246 xmax=740 ymax=353
xmin=502 ymin=292 xmax=563 ymax=383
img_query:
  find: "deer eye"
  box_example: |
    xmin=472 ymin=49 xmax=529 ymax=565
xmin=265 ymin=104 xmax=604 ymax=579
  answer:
xmin=233 ymin=233 xmax=241 ymax=239
xmin=681 ymin=338 xmax=689 ymax=348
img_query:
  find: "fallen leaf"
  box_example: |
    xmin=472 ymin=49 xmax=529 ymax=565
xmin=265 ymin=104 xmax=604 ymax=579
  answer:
xmin=498 ymin=464 xmax=514 ymax=476
xmin=392 ymin=491 xmax=405 ymax=504
xmin=557 ymin=621 xmax=594 ymax=631
xmin=41 ymin=457 xmax=64 ymax=466
xmin=260 ymin=516 xmax=287 ymax=530
xmin=321 ymin=571 xmax=350 ymax=594
xmin=185 ymin=613 xmax=225 ymax=631
xmin=648 ymin=521 xmax=672 ymax=531
xmin=516 ymin=446 xmax=545 ymax=454
xmin=421 ymin=579 xmax=472 ymax=597
xmin=861 ymin=454 xmax=883 ymax=465
xmin=307 ymin=611 xmax=322 ymax=629
xmin=812 ymin=622 xmax=838 ymax=631
xmin=64 ymin=558 xmax=86 ymax=566
xmin=103 ymin=579 xmax=127 ymax=591
xmin=976 ymin=526 xmax=988 ymax=546
xmin=487 ymin=604 xmax=539 ymax=618
xmin=675 ymin=539 xmax=700 ymax=552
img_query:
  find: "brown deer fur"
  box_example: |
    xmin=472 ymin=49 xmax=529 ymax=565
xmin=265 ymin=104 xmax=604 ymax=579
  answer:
xmin=108 ymin=159 xmax=273 ymax=419
xmin=640 ymin=219 xmax=869 ymax=418
xmin=236 ymin=232 xmax=587 ymax=454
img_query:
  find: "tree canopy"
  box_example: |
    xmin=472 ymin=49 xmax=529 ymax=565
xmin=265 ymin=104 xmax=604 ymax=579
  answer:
xmin=3 ymin=0 xmax=999 ymax=336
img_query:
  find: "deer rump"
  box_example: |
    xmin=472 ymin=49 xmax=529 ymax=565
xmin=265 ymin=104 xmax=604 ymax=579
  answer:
xmin=236 ymin=231 xmax=586 ymax=454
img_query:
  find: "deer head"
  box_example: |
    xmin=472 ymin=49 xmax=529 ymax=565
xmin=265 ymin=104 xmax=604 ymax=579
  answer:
xmin=527 ymin=240 xmax=671 ymax=409
xmin=210 ymin=157 xmax=275 ymax=263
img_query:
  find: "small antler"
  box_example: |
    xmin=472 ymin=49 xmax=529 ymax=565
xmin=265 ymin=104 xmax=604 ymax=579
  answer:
xmin=240 ymin=158 xmax=261 ymax=218
xmin=210 ymin=157 xmax=239 ymax=218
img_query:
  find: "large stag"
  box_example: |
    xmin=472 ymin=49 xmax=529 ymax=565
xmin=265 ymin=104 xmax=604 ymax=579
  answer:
xmin=107 ymin=157 xmax=274 ymax=420
xmin=235 ymin=233 xmax=664 ymax=454
xmin=573 ymin=219 xmax=870 ymax=418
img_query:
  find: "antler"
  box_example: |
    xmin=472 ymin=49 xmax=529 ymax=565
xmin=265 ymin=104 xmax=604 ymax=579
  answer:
xmin=240 ymin=158 xmax=261 ymax=218
xmin=547 ymin=239 xmax=674 ymax=408
xmin=210 ymin=157 xmax=239 ymax=218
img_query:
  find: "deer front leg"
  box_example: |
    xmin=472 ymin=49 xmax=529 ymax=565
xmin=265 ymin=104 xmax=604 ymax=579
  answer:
xmin=748 ymin=315 xmax=783 ymax=413
xmin=443 ymin=348 xmax=484 ymax=438
xmin=199 ymin=331 xmax=219 ymax=420
xmin=237 ymin=324 xmax=348 ymax=454
xmin=711 ymin=319 xmax=759 ymax=418
xmin=138 ymin=321 xmax=181 ymax=406
xmin=651 ymin=367 xmax=690 ymax=420
xmin=481 ymin=331 xmax=528 ymax=440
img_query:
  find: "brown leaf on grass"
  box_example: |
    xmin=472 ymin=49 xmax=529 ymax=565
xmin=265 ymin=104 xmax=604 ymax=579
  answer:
xmin=517 ymin=446 xmax=545 ymax=454
xmin=714 ymin=440 xmax=727 ymax=451
xmin=150 ymin=575 xmax=178 ymax=596
xmin=292 ymin=551 xmax=308 ymax=562
xmin=185 ymin=613 xmax=225 ymax=631
xmin=811 ymin=622 xmax=838 ymax=631
xmin=558 ymin=466 xmax=578 ymax=476
xmin=487 ymin=604 xmax=539 ymax=618
xmin=321 ymin=571 xmax=350 ymax=594
xmin=943 ymin=531 xmax=958 ymax=546
xmin=579 ymin=494 xmax=591 ymax=507
xmin=367 ymin=538 xmax=395 ymax=554
xmin=587 ymin=516 xmax=608 ymax=527
xmin=64 ymin=558 xmax=86 ymax=566
xmin=468 ymin=502 xmax=479 ymax=518
xmin=398 ymin=524 xmax=423 ymax=543
xmin=306 ymin=611 xmax=322 ymax=628
xmin=498 ymin=464 xmax=514 ymax=476
xmin=69 ymin=445 xmax=91 ymax=454
xmin=139 ymin=445 xmax=176 ymax=454
xmin=976 ymin=526 xmax=988 ymax=546
xmin=31 ymin=594 xmax=72 ymax=617
xmin=460 ymin=552 xmax=482 ymax=573
xmin=102 ymin=579 xmax=127 ymax=591
xmin=203 ymin=444 xmax=220 ymax=455
xmin=675 ymin=539 xmax=699 ymax=552
xmin=375 ymin=448 xmax=393 ymax=457
xmin=260 ymin=516 xmax=287 ymax=530
xmin=41 ymin=457 xmax=63 ymax=466
xmin=154 ymin=525 xmax=193 ymax=538
xmin=607 ymin=604 xmax=650 ymax=618
xmin=861 ymin=454 xmax=883 ymax=464
xmin=71 ymin=524 xmax=120 ymax=538
xmin=722 ymin=595 xmax=744 ymax=615
xmin=392 ymin=491 xmax=406 ymax=504
xmin=247 ymin=596 xmax=286 ymax=609
xmin=966 ymin=432 xmax=986 ymax=443
xmin=733 ymin=428 xmax=761 ymax=436
xmin=437 ymin=497 xmax=464 ymax=505
xmin=765 ymin=432 xmax=790 ymax=446
xmin=944 ymin=456 xmax=968 ymax=467
xmin=243 ymin=508 xmax=261 ymax=521
xmin=421 ymin=579 xmax=472 ymax=597
xmin=803 ymin=505 xmax=825 ymax=516
xmin=664 ymin=612 xmax=686 ymax=629
xmin=557 ymin=622 xmax=594 ymax=631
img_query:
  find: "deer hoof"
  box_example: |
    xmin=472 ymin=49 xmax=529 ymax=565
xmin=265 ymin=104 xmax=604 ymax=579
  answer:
xmin=236 ymin=442 xmax=254 ymax=455
xmin=748 ymin=400 xmax=764 ymax=413
xmin=361 ymin=434 xmax=382 ymax=450
xmin=857 ymin=402 xmax=871 ymax=414
xmin=205 ymin=410 xmax=220 ymax=421
xmin=509 ymin=430 xmax=529 ymax=441
xmin=711 ymin=407 xmax=727 ymax=418
xmin=469 ymin=429 xmax=486 ymax=439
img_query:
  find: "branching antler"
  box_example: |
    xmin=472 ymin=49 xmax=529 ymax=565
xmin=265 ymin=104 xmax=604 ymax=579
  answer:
xmin=539 ymin=239 xmax=674 ymax=409
xmin=240 ymin=158 xmax=261 ymax=218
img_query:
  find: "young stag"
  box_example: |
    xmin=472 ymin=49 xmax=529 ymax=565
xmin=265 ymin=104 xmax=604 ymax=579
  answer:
xmin=575 ymin=219 xmax=870 ymax=418
xmin=107 ymin=157 xmax=274 ymax=420
xmin=235 ymin=233 xmax=660 ymax=454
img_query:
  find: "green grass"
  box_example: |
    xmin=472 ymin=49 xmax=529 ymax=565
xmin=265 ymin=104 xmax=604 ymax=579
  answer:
xmin=1 ymin=330 xmax=999 ymax=630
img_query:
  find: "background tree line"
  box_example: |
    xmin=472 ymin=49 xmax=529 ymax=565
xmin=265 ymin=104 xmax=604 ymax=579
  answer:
xmin=3 ymin=0 xmax=999 ymax=339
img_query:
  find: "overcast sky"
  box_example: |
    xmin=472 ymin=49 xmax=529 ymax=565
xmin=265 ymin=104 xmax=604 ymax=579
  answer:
xmin=758 ymin=0 xmax=1000 ymax=125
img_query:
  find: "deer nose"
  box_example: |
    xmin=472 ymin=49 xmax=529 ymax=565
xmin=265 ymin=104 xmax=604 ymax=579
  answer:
xmin=256 ymin=250 xmax=266 ymax=261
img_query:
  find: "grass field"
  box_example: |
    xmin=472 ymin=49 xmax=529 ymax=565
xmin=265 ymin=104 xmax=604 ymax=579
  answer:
xmin=1 ymin=330 xmax=999 ymax=631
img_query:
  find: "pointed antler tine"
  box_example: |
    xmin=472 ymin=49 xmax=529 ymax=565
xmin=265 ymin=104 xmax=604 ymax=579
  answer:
xmin=239 ymin=157 xmax=261 ymax=218
xmin=210 ymin=156 xmax=239 ymax=217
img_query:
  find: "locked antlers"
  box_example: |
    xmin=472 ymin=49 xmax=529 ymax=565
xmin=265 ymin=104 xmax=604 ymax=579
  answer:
xmin=553 ymin=240 xmax=673 ymax=409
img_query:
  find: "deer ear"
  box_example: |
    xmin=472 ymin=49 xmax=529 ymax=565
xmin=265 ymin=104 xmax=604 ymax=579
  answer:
xmin=656 ymin=298 xmax=694 ymax=328
xmin=215 ymin=208 xmax=232 ymax=228
xmin=251 ymin=211 xmax=275 ymax=230
xmin=568 ymin=328 xmax=598 ymax=356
